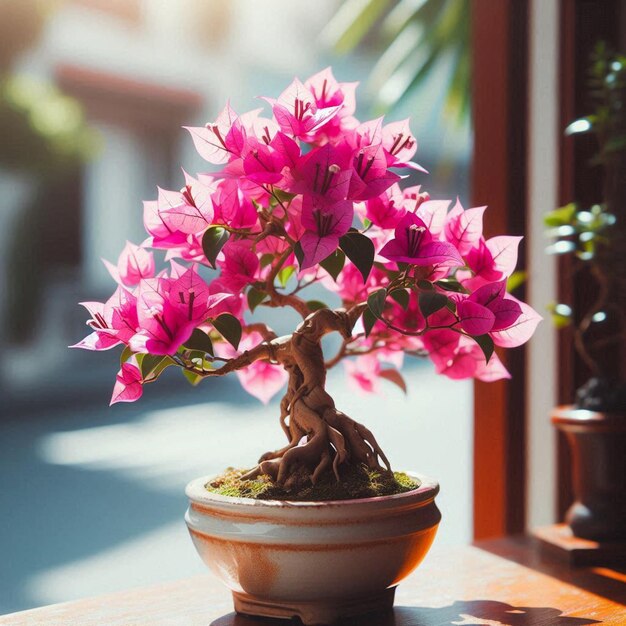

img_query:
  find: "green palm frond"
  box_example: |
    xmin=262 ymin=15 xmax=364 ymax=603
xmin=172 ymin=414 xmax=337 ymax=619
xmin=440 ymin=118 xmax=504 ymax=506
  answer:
xmin=323 ymin=0 xmax=470 ymax=123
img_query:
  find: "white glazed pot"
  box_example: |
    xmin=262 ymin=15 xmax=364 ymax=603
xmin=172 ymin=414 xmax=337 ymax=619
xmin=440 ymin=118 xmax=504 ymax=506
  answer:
xmin=185 ymin=472 xmax=441 ymax=625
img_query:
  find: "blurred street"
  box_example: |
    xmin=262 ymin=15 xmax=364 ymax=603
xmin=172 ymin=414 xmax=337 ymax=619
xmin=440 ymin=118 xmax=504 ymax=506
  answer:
xmin=0 ymin=363 xmax=471 ymax=615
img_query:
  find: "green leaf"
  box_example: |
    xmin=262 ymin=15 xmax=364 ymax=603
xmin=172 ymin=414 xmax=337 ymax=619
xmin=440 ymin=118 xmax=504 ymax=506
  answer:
xmin=379 ymin=368 xmax=407 ymax=394
xmin=362 ymin=308 xmax=377 ymax=337
xmin=293 ymin=241 xmax=305 ymax=269
xmin=186 ymin=350 xmax=213 ymax=371
xmin=320 ymin=249 xmax=346 ymax=281
xmin=141 ymin=354 xmax=170 ymax=380
xmin=277 ymin=265 xmax=296 ymax=288
xmin=473 ymin=334 xmax=495 ymax=363
xmin=273 ymin=188 xmax=296 ymax=203
xmin=544 ymin=204 xmax=577 ymax=228
xmin=184 ymin=328 xmax=214 ymax=355
xmin=417 ymin=279 xmax=434 ymax=291
xmin=418 ymin=291 xmax=448 ymax=318
xmin=367 ymin=288 xmax=387 ymax=320
xmin=339 ymin=231 xmax=375 ymax=282
xmin=435 ymin=278 xmax=466 ymax=293
xmin=212 ymin=313 xmax=242 ymax=350
xmin=182 ymin=369 xmax=203 ymax=386
xmin=389 ymin=288 xmax=409 ymax=310
xmin=202 ymin=226 xmax=230 ymax=268
xmin=120 ymin=345 xmax=133 ymax=365
xmin=260 ymin=253 xmax=275 ymax=268
xmin=307 ymin=300 xmax=328 ymax=312
xmin=247 ymin=286 xmax=268 ymax=312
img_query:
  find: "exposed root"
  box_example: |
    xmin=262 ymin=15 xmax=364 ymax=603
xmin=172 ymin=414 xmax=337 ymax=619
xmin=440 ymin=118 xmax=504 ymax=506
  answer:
xmin=243 ymin=307 xmax=393 ymax=491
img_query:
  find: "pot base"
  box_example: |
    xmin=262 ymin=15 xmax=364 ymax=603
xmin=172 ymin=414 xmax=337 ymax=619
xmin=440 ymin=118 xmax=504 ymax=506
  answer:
xmin=233 ymin=587 xmax=396 ymax=625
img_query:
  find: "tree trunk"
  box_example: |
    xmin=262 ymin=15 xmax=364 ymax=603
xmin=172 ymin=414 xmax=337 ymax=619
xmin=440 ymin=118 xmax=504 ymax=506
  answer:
xmin=242 ymin=308 xmax=391 ymax=488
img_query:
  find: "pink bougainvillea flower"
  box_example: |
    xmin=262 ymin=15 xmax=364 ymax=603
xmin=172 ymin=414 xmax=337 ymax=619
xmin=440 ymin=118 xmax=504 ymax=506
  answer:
xmin=347 ymin=117 xmax=383 ymax=152
xmin=242 ymin=132 xmax=300 ymax=185
xmin=143 ymin=199 xmax=187 ymax=251
xmin=217 ymin=240 xmax=260 ymax=291
xmin=163 ymin=233 xmax=206 ymax=264
xmin=457 ymin=281 xmax=522 ymax=336
xmin=237 ymin=360 xmax=289 ymax=404
xmin=382 ymin=119 xmax=426 ymax=172
xmin=490 ymin=298 xmax=542 ymax=348
xmin=365 ymin=184 xmax=406 ymax=229
xmin=401 ymin=185 xmax=430 ymax=211
xmin=305 ymin=67 xmax=357 ymax=115
xmin=414 ymin=200 xmax=450 ymax=240
xmin=444 ymin=199 xmax=487 ymax=256
xmin=185 ymin=103 xmax=246 ymax=164
xmin=473 ymin=350 xmax=512 ymax=382
xmin=240 ymin=108 xmax=280 ymax=145
xmin=72 ymin=287 xmax=138 ymax=351
xmin=268 ymin=78 xmax=342 ymax=140
xmin=304 ymin=67 xmax=359 ymax=143
xmin=103 ymin=241 xmax=155 ymax=287
xmin=73 ymin=301 xmax=121 ymax=351
xmin=293 ymin=143 xmax=352 ymax=201
xmin=130 ymin=268 xmax=231 ymax=355
xmin=344 ymin=354 xmax=381 ymax=394
xmin=324 ymin=261 xmax=387 ymax=304
xmin=379 ymin=212 xmax=464 ymax=266
xmin=216 ymin=332 xmax=288 ymax=403
xmin=457 ymin=299 xmax=496 ymax=337
xmin=153 ymin=173 xmax=216 ymax=236
xmin=207 ymin=277 xmax=245 ymax=321
xmin=442 ymin=340 xmax=511 ymax=381
xmin=461 ymin=235 xmax=523 ymax=290
xmin=212 ymin=179 xmax=258 ymax=230
xmin=110 ymin=357 xmax=143 ymax=405
xmin=348 ymin=143 xmax=400 ymax=201
xmin=424 ymin=330 xmax=511 ymax=382
xmin=299 ymin=197 xmax=353 ymax=268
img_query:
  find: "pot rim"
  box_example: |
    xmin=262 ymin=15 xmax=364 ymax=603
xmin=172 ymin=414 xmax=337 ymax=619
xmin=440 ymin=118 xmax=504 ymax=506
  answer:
xmin=552 ymin=405 xmax=626 ymax=431
xmin=186 ymin=470 xmax=439 ymax=510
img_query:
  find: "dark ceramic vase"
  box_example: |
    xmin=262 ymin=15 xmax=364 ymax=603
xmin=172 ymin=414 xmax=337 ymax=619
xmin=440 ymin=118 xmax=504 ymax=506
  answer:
xmin=552 ymin=406 xmax=626 ymax=541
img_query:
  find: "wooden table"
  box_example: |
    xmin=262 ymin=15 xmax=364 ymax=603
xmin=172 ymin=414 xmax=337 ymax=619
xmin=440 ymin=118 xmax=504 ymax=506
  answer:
xmin=2 ymin=537 xmax=624 ymax=625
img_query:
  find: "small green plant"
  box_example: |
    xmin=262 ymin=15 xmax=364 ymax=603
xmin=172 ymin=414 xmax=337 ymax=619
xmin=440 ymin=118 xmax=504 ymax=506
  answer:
xmin=545 ymin=43 xmax=626 ymax=410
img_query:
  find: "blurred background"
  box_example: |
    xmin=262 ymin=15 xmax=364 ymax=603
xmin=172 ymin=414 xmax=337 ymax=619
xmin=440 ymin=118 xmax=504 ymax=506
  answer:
xmin=0 ymin=0 xmax=473 ymax=614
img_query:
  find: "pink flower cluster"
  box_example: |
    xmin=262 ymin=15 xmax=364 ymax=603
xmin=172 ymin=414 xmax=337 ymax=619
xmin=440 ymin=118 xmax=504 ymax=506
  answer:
xmin=73 ymin=68 xmax=540 ymax=404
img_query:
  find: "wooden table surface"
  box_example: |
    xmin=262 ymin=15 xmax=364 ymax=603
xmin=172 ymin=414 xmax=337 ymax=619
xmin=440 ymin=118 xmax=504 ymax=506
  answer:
xmin=2 ymin=537 xmax=624 ymax=625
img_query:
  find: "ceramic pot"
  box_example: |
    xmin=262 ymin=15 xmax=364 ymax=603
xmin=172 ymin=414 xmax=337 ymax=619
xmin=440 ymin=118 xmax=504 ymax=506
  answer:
xmin=552 ymin=406 xmax=626 ymax=541
xmin=185 ymin=472 xmax=440 ymax=625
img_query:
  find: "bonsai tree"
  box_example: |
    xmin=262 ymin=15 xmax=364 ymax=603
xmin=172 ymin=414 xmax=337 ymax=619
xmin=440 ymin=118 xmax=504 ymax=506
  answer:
xmin=545 ymin=44 xmax=626 ymax=411
xmin=74 ymin=69 xmax=540 ymax=491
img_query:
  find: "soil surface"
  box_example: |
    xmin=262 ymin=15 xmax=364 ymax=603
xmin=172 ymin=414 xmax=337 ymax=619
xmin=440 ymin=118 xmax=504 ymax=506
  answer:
xmin=205 ymin=464 xmax=420 ymax=501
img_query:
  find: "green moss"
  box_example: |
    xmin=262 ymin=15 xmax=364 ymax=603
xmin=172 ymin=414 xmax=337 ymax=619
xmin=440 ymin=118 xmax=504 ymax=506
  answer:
xmin=205 ymin=465 xmax=420 ymax=502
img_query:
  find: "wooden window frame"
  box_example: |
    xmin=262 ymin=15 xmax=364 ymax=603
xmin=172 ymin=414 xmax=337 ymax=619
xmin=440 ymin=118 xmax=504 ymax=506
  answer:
xmin=471 ymin=0 xmax=529 ymax=539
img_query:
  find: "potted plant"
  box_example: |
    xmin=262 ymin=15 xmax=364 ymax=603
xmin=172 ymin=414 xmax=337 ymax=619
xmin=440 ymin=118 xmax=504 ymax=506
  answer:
xmin=74 ymin=69 xmax=539 ymax=624
xmin=547 ymin=45 xmax=626 ymax=543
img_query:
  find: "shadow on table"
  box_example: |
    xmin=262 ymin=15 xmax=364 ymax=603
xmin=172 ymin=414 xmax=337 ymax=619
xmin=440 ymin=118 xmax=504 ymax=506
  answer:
xmin=210 ymin=600 xmax=600 ymax=626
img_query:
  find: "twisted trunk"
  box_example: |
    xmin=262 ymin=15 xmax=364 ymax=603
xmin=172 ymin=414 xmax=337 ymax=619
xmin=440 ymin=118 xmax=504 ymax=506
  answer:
xmin=242 ymin=307 xmax=391 ymax=488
